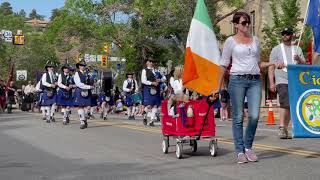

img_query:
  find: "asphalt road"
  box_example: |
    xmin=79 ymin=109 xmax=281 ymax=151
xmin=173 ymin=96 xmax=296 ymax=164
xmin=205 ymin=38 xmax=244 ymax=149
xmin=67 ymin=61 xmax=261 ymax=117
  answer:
xmin=0 ymin=111 xmax=319 ymax=180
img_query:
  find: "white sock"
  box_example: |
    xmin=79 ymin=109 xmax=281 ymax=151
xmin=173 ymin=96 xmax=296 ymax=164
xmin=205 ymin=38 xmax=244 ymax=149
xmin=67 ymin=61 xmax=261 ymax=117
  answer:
xmin=50 ymin=105 xmax=56 ymax=117
xmin=78 ymin=109 xmax=85 ymax=122
xmin=127 ymin=107 xmax=132 ymax=117
xmin=41 ymin=107 xmax=46 ymax=118
xmin=150 ymin=107 xmax=158 ymax=121
xmin=131 ymin=107 xmax=136 ymax=116
xmin=90 ymin=107 xmax=95 ymax=115
xmin=45 ymin=107 xmax=51 ymax=120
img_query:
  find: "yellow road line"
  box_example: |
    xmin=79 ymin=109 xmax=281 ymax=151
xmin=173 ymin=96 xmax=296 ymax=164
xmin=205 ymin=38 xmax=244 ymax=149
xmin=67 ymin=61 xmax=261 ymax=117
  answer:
xmin=93 ymin=121 xmax=320 ymax=158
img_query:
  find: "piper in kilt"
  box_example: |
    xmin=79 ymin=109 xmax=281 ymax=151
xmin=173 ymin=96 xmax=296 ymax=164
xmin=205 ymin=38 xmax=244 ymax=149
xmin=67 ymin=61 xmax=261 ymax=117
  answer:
xmin=123 ymin=72 xmax=139 ymax=120
xmin=73 ymin=59 xmax=94 ymax=129
xmin=40 ymin=61 xmax=58 ymax=123
xmin=57 ymin=64 xmax=75 ymax=125
xmin=141 ymin=57 xmax=166 ymax=126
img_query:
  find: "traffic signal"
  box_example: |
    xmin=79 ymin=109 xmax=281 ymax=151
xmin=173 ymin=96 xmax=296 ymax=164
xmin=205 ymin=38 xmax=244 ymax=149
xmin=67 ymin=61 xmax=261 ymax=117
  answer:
xmin=101 ymin=55 xmax=108 ymax=67
xmin=13 ymin=35 xmax=24 ymax=45
xmin=103 ymin=43 xmax=109 ymax=53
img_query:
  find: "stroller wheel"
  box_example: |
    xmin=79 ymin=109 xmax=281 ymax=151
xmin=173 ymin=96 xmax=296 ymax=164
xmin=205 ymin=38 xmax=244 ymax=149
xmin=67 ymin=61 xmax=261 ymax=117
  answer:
xmin=162 ymin=136 xmax=169 ymax=154
xmin=176 ymin=142 xmax=183 ymax=159
xmin=209 ymin=139 xmax=218 ymax=157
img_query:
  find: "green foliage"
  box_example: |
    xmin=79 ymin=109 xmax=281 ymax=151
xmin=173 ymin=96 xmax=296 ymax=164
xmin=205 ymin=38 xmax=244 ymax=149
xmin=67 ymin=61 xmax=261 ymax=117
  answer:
xmin=262 ymin=0 xmax=301 ymax=59
xmin=0 ymin=2 xmax=13 ymax=15
xmin=28 ymin=9 xmax=44 ymax=20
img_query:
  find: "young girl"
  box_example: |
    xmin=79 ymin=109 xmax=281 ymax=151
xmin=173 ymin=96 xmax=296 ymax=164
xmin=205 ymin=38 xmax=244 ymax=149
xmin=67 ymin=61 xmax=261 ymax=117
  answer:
xmin=167 ymin=66 xmax=188 ymax=116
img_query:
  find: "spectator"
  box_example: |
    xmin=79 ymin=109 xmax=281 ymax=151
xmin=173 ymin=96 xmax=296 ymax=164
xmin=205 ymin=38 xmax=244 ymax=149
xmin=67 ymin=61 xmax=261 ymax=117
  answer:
xmin=24 ymin=81 xmax=36 ymax=112
xmin=6 ymin=81 xmax=16 ymax=113
xmin=0 ymin=80 xmax=6 ymax=112
xmin=220 ymin=89 xmax=230 ymax=121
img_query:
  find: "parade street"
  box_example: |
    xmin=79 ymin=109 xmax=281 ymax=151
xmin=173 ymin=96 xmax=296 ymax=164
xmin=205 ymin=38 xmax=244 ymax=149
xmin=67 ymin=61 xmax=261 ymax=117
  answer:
xmin=0 ymin=111 xmax=319 ymax=180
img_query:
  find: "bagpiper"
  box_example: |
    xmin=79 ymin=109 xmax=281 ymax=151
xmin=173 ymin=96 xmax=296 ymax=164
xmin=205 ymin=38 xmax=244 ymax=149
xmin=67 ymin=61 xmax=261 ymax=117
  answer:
xmin=73 ymin=59 xmax=94 ymax=129
xmin=123 ymin=72 xmax=139 ymax=120
xmin=141 ymin=57 xmax=166 ymax=126
xmin=40 ymin=61 xmax=58 ymax=123
xmin=57 ymin=64 xmax=75 ymax=125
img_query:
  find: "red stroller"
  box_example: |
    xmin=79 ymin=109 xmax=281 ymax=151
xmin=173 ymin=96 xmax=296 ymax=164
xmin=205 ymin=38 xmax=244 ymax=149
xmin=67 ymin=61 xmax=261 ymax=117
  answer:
xmin=161 ymin=99 xmax=218 ymax=159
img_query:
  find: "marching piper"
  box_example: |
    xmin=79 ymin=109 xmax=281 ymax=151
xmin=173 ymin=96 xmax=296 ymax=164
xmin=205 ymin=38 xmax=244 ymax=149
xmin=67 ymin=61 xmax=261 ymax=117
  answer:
xmin=57 ymin=64 xmax=75 ymax=125
xmin=73 ymin=59 xmax=94 ymax=129
xmin=40 ymin=61 xmax=58 ymax=123
xmin=141 ymin=57 xmax=166 ymax=126
xmin=123 ymin=72 xmax=139 ymax=120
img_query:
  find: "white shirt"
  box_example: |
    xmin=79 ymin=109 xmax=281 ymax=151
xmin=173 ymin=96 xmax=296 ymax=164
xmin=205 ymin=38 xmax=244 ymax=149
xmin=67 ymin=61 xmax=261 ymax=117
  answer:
xmin=171 ymin=79 xmax=183 ymax=94
xmin=141 ymin=67 xmax=166 ymax=85
xmin=74 ymin=71 xmax=91 ymax=90
xmin=41 ymin=72 xmax=55 ymax=88
xmin=24 ymin=85 xmax=35 ymax=95
xmin=220 ymin=36 xmax=261 ymax=75
xmin=123 ymin=79 xmax=139 ymax=93
xmin=35 ymin=81 xmax=42 ymax=92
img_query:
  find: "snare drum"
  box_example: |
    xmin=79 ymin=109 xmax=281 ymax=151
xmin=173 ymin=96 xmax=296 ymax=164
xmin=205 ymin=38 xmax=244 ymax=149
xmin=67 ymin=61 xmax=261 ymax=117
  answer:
xmin=132 ymin=92 xmax=142 ymax=104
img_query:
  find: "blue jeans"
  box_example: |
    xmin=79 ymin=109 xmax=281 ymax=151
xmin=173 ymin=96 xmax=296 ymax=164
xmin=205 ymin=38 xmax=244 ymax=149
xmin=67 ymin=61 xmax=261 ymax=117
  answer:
xmin=228 ymin=75 xmax=262 ymax=154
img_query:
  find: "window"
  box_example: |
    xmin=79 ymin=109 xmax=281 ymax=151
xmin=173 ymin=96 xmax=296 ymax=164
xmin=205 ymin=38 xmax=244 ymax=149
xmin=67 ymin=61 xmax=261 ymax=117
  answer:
xmin=250 ymin=11 xmax=256 ymax=36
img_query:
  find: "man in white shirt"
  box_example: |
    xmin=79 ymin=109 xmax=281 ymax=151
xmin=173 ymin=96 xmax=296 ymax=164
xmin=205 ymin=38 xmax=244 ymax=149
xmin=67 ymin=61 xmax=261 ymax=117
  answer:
xmin=268 ymin=27 xmax=306 ymax=139
xmin=24 ymin=81 xmax=36 ymax=112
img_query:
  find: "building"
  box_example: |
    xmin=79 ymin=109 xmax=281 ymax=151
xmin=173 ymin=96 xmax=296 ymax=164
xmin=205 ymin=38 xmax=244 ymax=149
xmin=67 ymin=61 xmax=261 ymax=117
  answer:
xmin=24 ymin=19 xmax=49 ymax=31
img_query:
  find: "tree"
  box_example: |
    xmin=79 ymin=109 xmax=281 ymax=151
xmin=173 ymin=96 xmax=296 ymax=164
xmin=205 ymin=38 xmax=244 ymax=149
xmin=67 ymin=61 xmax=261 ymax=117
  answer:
xmin=0 ymin=2 xmax=13 ymax=15
xmin=262 ymin=0 xmax=301 ymax=61
xmin=29 ymin=9 xmax=44 ymax=20
xmin=17 ymin=9 xmax=27 ymax=17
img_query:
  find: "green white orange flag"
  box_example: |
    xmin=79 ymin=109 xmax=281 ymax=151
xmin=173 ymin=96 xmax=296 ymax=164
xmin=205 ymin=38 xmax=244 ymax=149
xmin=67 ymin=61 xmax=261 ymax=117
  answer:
xmin=183 ymin=0 xmax=222 ymax=96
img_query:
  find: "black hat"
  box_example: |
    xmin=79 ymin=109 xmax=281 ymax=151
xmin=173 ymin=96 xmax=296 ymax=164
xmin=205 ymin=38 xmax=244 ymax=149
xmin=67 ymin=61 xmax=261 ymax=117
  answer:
xmin=126 ymin=72 xmax=134 ymax=77
xmin=61 ymin=63 xmax=71 ymax=71
xmin=45 ymin=61 xmax=55 ymax=71
xmin=281 ymin=27 xmax=294 ymax=35
xmin=76 ymin=58 xmax=87 ymax=68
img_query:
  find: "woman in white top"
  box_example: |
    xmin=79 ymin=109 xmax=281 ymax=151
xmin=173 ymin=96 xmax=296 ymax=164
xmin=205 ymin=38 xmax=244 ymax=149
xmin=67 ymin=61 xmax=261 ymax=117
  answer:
xmin=220 ymin=12 xmax=274 ymax=164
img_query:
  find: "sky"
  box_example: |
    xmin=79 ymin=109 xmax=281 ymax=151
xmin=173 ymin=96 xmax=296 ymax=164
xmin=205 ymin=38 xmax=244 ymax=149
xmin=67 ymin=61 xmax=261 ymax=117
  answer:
xmin=2 ymin=0 xmax=65 ymax=20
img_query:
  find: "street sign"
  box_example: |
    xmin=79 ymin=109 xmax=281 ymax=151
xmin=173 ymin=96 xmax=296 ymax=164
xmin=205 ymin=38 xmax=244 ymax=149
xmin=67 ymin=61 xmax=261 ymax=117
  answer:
xmin=16 ymin=70 xmax=27 ymax=81
xmin=97 ymin=55 xmax=102 ymax=62
xmin=90 ymin=55 xmax=97 ymax=62
xmin=84 ymin=54 xmax=90 ymax=62
xmin=3 ymin=30 xmax=13 ymax=42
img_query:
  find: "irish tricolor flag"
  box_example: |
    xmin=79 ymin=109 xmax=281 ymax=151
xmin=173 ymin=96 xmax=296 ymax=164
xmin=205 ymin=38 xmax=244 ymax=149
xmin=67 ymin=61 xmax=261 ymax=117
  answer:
xmin=183 ymin=0 xmax=222 ymax=96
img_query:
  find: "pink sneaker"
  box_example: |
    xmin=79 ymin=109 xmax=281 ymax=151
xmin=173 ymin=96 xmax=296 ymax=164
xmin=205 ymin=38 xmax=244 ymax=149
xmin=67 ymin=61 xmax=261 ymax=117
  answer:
xmin=237 ymin=153 xmax=248 ymax=164
xmin=245 ymin=149 xmax=258 ymax=162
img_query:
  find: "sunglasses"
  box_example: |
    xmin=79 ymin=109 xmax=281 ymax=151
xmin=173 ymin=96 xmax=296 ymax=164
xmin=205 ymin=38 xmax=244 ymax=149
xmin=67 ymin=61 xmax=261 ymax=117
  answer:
xmin=282 ymin=32 xmax=293 ymax=36
xmin=239 ymin=21 xmax=250 ymax=26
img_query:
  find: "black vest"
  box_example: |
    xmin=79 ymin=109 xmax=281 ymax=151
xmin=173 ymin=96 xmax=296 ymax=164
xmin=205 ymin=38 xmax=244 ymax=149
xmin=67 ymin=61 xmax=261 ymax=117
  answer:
xmin=126 ymin=79 xmax=136 ymax=93
xmin=43 ymin=72 xmax=56 ymax=89
xmin=78 ymin=71 xmax=89 ymax=85
xmin=61 ymin=73 xmax=72 ymax=86
xmin=145 ymin=68 xmax=156 ymax=82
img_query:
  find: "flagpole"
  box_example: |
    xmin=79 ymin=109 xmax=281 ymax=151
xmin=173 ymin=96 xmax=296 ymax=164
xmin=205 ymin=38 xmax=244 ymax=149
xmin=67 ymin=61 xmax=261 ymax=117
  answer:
xmin=298 ymin=0 xmax=311 ymax=45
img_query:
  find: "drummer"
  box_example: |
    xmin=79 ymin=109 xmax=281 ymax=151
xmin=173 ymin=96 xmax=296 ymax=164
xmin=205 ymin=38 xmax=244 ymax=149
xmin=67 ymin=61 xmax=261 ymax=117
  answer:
xmin=57 ymin=64 xmax=75 ymax=125
xmin=73 ymin=59 xmax=94 ymax=129
xmin=40 ymin=61 xmax=58 ymax=123
xmin=141 ymin=57 xmax=166 ymax=126
xmin=123 ymin=72 xmax=139 ymax=120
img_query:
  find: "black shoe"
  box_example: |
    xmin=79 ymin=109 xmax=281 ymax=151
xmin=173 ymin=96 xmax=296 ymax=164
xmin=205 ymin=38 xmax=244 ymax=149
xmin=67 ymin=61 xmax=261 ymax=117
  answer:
xmin=46 ymin=119 xmax=51 ymax=123
xmin=149 ymin=122 xmax=154 ymax=127
xmin=131 ymin=116 xmax=135 ymax=120
xmin=80 ymin=124 xmax=86 ymax=129
xmin=84 ymin=121 xmax=88 ymax=128
xmin=63 ymin=121 xmax=67 ymax=125
xmin=143 ymin=118 xmax=148 ymax=126
xmin=103 ymin=116 xmax=108 ymax=121
xmin=42 ymin=117 xmax=46 ymax=121
xmin=50 ymin=116 xmax=55 ymax=122
xmin=66 ymin=117 xmax=70 ymax=124
xmin=128 ymin=116 xmax=132 ymax=120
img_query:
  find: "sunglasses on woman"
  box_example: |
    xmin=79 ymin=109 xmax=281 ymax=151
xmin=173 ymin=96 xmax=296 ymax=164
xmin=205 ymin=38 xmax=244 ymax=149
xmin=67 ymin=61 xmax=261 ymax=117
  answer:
xmin=239 ymin=21 xmax=251 ymax=26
